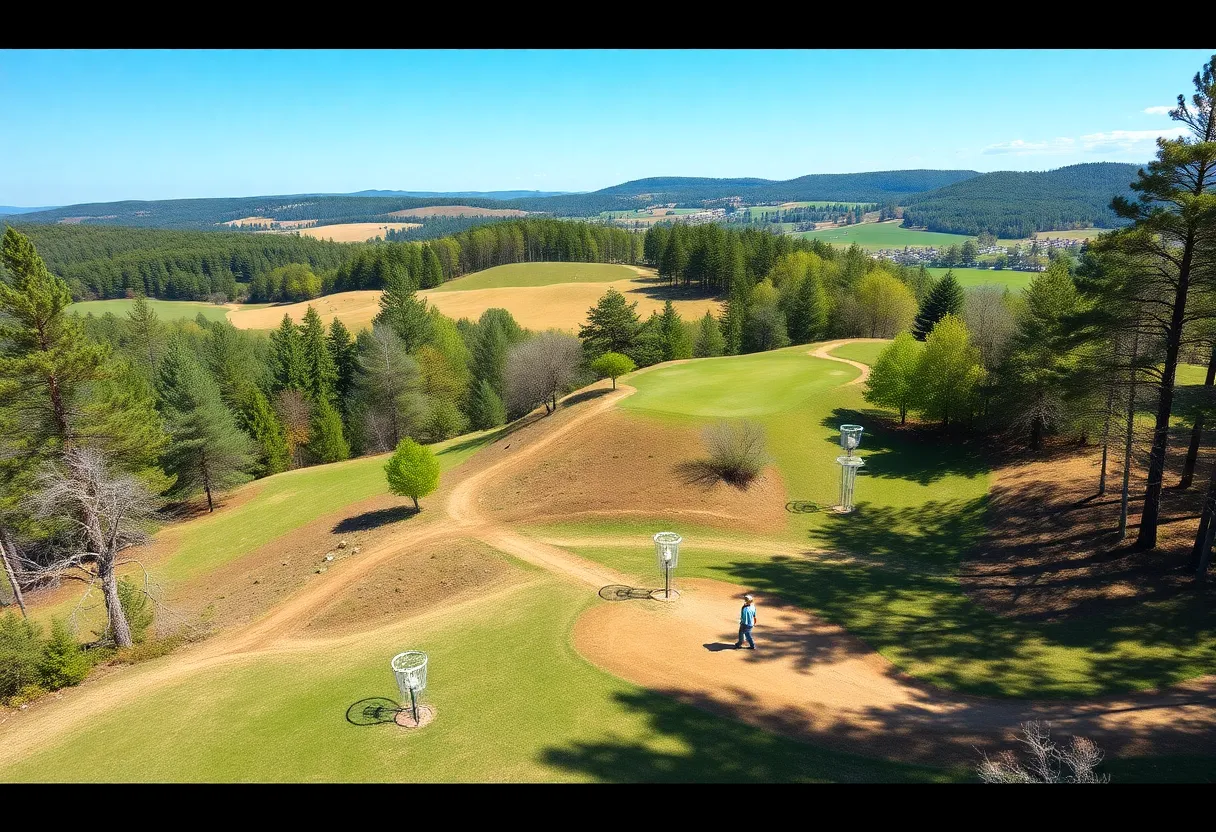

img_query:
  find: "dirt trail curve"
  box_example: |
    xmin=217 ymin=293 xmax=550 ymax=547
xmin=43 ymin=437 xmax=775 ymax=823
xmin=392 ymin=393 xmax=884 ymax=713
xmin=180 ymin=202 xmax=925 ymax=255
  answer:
xmin=808 ymin=337 xmax=888 ymax=385
xmin=3 ymin=339 xmax=1213 ymax=770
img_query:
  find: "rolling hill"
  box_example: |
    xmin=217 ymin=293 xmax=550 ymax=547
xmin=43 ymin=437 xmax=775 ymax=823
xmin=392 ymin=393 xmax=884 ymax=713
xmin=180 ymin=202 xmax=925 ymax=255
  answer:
xmin=900 ymin=162 xmax=1140 ymax=237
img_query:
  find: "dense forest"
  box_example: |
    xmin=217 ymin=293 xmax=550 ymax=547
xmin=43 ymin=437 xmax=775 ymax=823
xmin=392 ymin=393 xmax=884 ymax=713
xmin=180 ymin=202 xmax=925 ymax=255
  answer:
xmin=9 ymin=224 xmax=357 ymax=301
xmin=900 ymin=163 xmax=1139 ymax=237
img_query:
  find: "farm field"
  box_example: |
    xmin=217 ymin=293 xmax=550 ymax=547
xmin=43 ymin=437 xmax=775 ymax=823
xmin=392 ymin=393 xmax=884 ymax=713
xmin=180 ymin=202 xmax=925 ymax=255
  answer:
xmin=794 ymin=220 xmax=978 ymax=250
xmin=297 ymin=222 xmax=420 ymax=242
xmin=5 ymin=341 xmax=1214 ymax=782
xmin=387 ymin=206 xmax=527 ymax=218
xmin=68 ymin=298 xmax=231 ymax=323
xmin=926 ymin=267 xmax=1036 ymax=291
xmin=227 ymin=263 xmax=721 ymax=334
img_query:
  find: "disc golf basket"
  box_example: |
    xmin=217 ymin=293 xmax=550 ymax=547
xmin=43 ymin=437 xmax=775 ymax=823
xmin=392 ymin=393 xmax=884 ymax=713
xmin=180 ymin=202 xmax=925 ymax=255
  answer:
xmin=653 ymin=532 xmax=681 ymax=600
xmin=391 ymin=650 xmax=430 ymax=728
xmin=835 ymin=424 xmax=865 ymax=513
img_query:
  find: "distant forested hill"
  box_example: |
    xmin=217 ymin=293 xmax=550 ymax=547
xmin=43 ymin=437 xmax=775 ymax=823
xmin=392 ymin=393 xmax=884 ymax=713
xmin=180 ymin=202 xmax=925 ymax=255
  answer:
xmin=900 ymin=163 xmax=1141 ymax=237
xmin=14 ymin=224 xmax=357 ymax=300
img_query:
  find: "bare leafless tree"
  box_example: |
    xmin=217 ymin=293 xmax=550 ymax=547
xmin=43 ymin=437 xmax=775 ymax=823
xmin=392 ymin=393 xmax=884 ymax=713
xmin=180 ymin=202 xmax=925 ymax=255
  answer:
xmin=977 ymin=721 xmax=1109 ymax=784
xmin=24 ymin=447 xmax=157 ymax=648
xmin=274 ymin=389 xmax=312 ymax=469
xmin=505 ymin=332 xmax=584 ymax=418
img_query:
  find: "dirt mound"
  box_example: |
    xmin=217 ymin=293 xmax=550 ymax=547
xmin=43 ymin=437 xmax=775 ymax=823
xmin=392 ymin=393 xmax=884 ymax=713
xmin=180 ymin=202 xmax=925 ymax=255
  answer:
xmin=475 ymin=409 xmax=787 ymax=534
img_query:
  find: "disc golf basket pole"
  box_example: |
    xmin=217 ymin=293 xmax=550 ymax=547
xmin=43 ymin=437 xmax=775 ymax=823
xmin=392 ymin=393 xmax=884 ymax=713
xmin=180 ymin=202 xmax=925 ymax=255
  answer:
xmin=836 ymin=424 xmax=865 ymax=513
xmin=390 ymin=651 xmax=428 ymax=725
xmin=653 ymin=532 xmax=681 ymax=599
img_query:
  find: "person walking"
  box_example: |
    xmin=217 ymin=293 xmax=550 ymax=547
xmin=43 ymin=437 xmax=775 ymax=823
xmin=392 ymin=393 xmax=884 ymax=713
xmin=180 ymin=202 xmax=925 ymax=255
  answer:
xmin=735 ymin=594 xmax=757 ymax=649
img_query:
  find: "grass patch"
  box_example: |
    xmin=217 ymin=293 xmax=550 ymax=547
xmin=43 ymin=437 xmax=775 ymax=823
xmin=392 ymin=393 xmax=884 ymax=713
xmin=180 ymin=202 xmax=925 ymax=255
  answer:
xmin=68 ymin=298 xmax=231 ymax=323
xmin=926 ymin=267 xmax=1035 ymax=292
xmin=829 ymin=340 xmax=889 ymax=367
xmin=794 ymin=222 xmax=978 ymax=251
xmin=431 ymin=262 xmax=637 ymax=292
xmin=0 ymin=579 xmax=951 ymax=783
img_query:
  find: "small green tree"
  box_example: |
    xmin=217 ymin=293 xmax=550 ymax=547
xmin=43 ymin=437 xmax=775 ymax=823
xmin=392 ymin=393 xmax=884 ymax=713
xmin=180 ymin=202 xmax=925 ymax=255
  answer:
xmin=865 ymin=332 xmax=924 ymax=424
xmin=270 ymin=313 xmax=308 ymax=393
xmin=0 ymin=612 xmax=42 ymax=699
xmin=235 ymin=385 xmax=291 ymax=476
xmin=912 ymin=314 xmax=983 ymax=427
xmin=590 ymin=352 xmax=636 ymax=390
xmin=578 ymin=288 xmax=642 ymax=359
xmin=693 ymin=311 xmax=726 ymax=358
xmin=656 ymin=300 xmax=693 ymax=361
xmin=306 ymin=398 xmax=350 ymax=464
xmin=38 ymin=619 xmax=89 ymax=689
xmin=468 ymin=379 xmax=507 ymax=429
xmin=116 ymin=577 xmax=153 ymax=644
xmin=384 ymin=438 xmax=440 ymax=510
xmin=912 ymin=270 xmax=965 ymax=340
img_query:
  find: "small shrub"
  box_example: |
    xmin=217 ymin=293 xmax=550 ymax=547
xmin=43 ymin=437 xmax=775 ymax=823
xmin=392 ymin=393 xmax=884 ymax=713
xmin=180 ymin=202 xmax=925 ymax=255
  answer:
xmin=680 ymin=420 xmax=769 ymax=489
xmin=977 ymin=721 xmax=1109 ymax=784
xmin=6 ymin=683 xmax=48 ymax=708
xmin=0 ymin=613 xmax=43 ymax=699
xmin=38 ymin=619 xmax=91 ymax=689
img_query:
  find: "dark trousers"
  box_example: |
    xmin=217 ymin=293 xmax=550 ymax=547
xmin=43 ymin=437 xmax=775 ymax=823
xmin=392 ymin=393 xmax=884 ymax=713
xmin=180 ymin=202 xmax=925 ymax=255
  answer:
xmin=736 ymin=624 xmax=754 ymax=648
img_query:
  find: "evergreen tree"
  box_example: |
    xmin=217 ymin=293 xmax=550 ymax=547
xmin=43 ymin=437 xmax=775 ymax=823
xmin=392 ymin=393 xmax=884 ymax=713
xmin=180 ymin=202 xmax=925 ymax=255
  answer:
xmin=38 ymin=619 xmax=89 ymax=689
xmin=124 ymin=295 xmax=165 ymax=379
xmin=375 ymin=271 xmax=432 ymax=352
xmin=578 ymin=288 xmax=642 ymax=359
xmin=865 ymin=332 xmax=924 ymax=424
xmin=468 ymin=379 xmax=507 ymax=430
xmin=157 ymin=341 xmax=256 ymax=512
xmin=656 ymin=300 xmax=693 ymax=361
xmin=784 ymin=269 xmax=828 ymax=343
xmin=421 ymin=245 xmax=445 ymax=289
xmin=327 ymin=318 xmax=357 ymax=405
xmin=269 ymin=313 xmax=308 ymax=393
xmin=306 ymin=397 xmax=350 ymax=464
xmin=693 ymin=311 xmax=726 ymax=358
xmin=912 ymin=270 xmax=965 ymax=340
xmin=235 ymin=385 xmax=291 ymax=476
xmin=659 ymin=228 xmax=688 ymax=283
xmin=299 ymin=306 xmax=338 ymax=405
xmin=470 ymin=308 xmax=524 ymax=399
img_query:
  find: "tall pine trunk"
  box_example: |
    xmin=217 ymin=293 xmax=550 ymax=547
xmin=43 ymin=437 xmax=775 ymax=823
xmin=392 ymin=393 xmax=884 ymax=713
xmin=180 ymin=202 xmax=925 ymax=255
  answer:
xmin=1179 ymin=342 xmax=1216 ymax=489
xmin=1099 ymin=382 xmax=1114 ymax=496
xmin=0 ymin=528 xmax=27 ymax=618
xmin=1119 ymin=330 xmax=1140 ymax=540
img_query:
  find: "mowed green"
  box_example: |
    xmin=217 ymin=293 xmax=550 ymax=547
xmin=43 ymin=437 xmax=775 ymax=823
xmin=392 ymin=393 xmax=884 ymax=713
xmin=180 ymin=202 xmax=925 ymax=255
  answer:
xmin=0 ymin=568 xmax=951 ymax=783
xmin=601 ymin=342 xmax=1216 ymax=698
xmin=430 ymin=262 xmax=638 ymax=292
xmin=927 ymin=267 xmax=1036 ymax=292
xmin=68 ymin=298 xmax=231 ymax=323
xmin=794 ymin=221 xmax=977 ymax=250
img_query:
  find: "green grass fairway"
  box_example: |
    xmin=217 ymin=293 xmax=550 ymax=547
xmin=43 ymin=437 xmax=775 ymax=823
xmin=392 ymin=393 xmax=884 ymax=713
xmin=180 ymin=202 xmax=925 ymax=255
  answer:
xmin=794 ymin=222 xmax=977 ymax=251
xmin=0 ymin=578 xmax=952 ymax=783
xmin=622 ymin=348 xmax=857 ymax=419
xmin=601 ymin=342 xmax=1216 ymax=698
xmin=1177 ymin=363 xmax=1209 ymax=386
xmin=431 ymin=262 xmax=638 ymax=292
xmin=68 ymin=298 xmax=231 ymax=322
xmin=927 ymin=267 xmax=1035 ymax=292
xmin=829 ymin=340 xmax=890 ymax=367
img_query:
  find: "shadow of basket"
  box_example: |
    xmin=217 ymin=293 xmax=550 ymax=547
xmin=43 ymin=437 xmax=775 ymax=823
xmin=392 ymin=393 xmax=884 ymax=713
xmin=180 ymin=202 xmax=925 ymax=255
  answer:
xmin=598 ymin=585 xmax=656 ymax=602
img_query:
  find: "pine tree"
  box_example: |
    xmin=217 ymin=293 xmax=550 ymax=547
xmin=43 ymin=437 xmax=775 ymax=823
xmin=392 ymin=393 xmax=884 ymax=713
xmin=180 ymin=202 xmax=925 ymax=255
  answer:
xmin=299 ymin=306 xmax=338 ymax=405
xmin=327 ymin=318 xmax=357 ymax=406
xmin=912 ymin=270 xmax=964 ymax=340
xmin=306 ymin=397 xmax=350 ymax=464
xmin=693 ymin=311 xmax=726 ymax=358
xmin=656 ymin=300 xmax=693 ymax=361
xmin=235 ymin=385 xmax=291 ymax=476
xmin=659 ymin=228 xmax=688 ymax=283
xmin=124 ymin=295 xmax=165 ymax=379
xmin=785 ymin=269 xmax=827 ymax=343
xmin=421 ymin=245 xmax=445 ymax=288
xmin=157 ymin=341 xmax=256 ymax=512
xmin=269 ymin=313 xmax=308 ymax=393
xmin=38 ymin=618 xmax=89 ymax=689
xmin=471 ymin=308 xmax=524 ymax=399
xmin=468 ymin=379 xmax=507 ymax=430
xmin=375 ymin=271 xmax=432 ymax=352
xmin=578 ymin=288 xmax=642 ymax=359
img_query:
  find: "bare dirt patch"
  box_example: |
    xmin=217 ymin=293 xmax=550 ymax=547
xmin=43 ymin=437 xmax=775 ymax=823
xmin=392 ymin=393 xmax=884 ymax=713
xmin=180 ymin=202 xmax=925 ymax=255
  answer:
xmin=304 ymin=538 xmax=519 ymax=635
xmin=963 ymin=439 xmax=1216 ymax=621
xmin=388 ymin=206 xmax=527 ymax=218
xmin=476 ymin=408 xmax=787 ymax=533
xmin=298 ymin=222 xmax=421 ymax=243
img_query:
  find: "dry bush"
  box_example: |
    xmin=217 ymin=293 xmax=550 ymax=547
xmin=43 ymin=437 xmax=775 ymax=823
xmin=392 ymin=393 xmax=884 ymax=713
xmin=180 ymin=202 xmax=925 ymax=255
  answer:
xmin=977 ymin=721 xmax=1109 ymax=784
xmin=680 ymin=420 xmax=769 ymax=489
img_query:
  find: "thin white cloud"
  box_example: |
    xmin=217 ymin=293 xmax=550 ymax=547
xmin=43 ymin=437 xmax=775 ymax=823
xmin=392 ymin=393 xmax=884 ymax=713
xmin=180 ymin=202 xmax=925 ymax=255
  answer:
xmin=982 ymin=137 xmax=1075 ymax=156
xmin=1143 ymin=105 xmax=1173 ymax=115
xmin=1080 ymin=126 xmax=1188 ymax=152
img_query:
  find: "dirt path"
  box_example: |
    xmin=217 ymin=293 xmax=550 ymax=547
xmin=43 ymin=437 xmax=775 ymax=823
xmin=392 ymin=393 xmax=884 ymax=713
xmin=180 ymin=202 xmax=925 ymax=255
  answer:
xmin=808 ymin=338 xmax=888 ymax=385
xmin=5 ymin=339 xmax=1214 ymax=771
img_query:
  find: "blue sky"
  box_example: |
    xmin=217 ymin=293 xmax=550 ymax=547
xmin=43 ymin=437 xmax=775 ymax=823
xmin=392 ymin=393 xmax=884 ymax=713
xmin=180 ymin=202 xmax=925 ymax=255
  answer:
xmin=1 ymin=49 xmax=1212 ymax=206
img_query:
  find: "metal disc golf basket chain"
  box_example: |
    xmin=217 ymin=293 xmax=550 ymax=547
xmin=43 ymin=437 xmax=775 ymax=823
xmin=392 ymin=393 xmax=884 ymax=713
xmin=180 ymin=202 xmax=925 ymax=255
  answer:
xmin=653 ymin=532 xmax=681 ymax=600
xmin=391 ymin=650 xmax=428 ymax=726
xmin=835 ymin=424 xmax=864 ymax=513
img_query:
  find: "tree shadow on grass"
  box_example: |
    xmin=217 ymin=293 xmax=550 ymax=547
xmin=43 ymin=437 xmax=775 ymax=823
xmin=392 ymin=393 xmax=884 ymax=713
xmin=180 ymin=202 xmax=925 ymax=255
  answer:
xmin=538 ymin=688 xmax=955 ymax=783
xmin=711 ymin=497 xmax=1216 ymax=699
xmin=332 ymin=506 xmax=418 ymax=533
xmin=819 ymin=407 xmax=990 ymax=485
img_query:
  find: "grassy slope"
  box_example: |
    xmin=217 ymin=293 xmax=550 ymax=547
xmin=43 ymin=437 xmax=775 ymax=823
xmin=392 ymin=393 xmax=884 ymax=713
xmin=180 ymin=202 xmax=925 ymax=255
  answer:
xmin=68 ymin=298 xmax=231 ymax=323
xmin=430 ymin=262 xmax=637 ymax=292
xmin=555 ymin=342 xmax=1216 ymax=699
xmin=794 ymin=222 xmax=978 ymax=250
xmin=1 ymin=575 xmax=951 ymax=783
